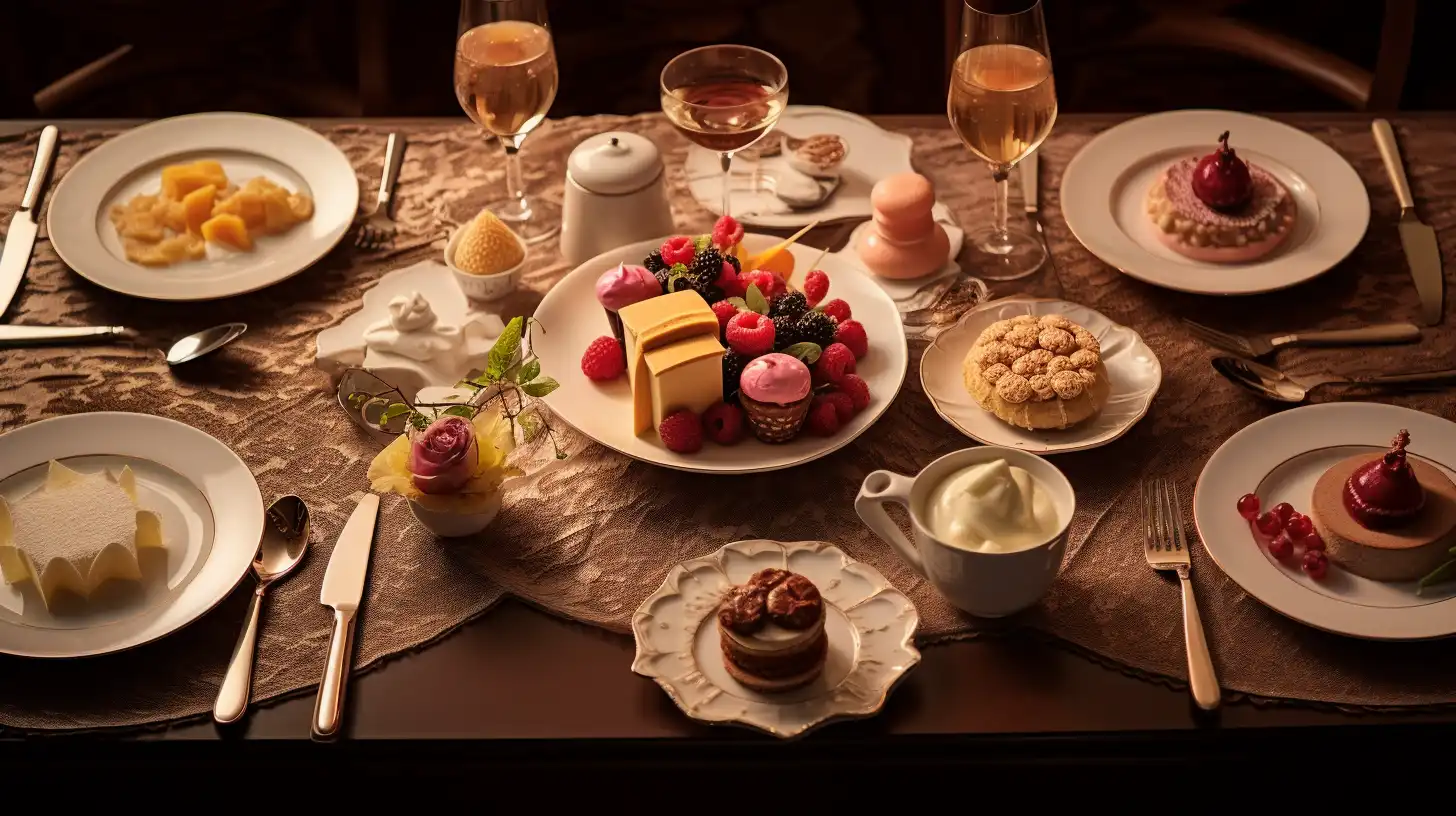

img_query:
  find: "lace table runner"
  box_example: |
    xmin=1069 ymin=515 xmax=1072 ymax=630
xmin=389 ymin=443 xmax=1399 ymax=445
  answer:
xmin=1 ymin=113 xmax=1454 ymax=731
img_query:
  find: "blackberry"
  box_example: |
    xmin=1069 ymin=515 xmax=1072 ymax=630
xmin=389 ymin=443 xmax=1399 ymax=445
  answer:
xmin=772 ymin=314 xmax=799 ymax=351
xmin=721 ymin=350 xmax=749 ymax=403
xmin=795 ymin=310 xmax=837 ymax=349
xmin=688 ymin=247 xmax=725 ymax=290
xmin=724 ymin=254 xmax=742 ymax=274
xmin=769 ymin=291 xmax=808 ymax=320
xmin=652 ymin=268 xmax=671 ymax=293
xmin=644 ymin=249 xmax=667 ymax=274
xmin=702 ymin=286 xmax=725 ymax=304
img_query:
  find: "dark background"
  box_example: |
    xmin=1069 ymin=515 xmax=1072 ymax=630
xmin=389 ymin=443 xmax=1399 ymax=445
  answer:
xmin=1 ymin=0 xmax=1449 ymax=121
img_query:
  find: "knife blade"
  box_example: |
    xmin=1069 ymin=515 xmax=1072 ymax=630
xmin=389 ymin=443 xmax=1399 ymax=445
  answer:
xmin=1019 ymin=148 xmax=1059 ymax=292
xmin=0 ymin=324 xmax=131 ymax=347
xmin=1373 ymin=119 xmax=1444 ymax=326
xmin=312 ymin=493 xmax=379 ymax=739
xmin=0 ymin=126 xmax=59 ymax=318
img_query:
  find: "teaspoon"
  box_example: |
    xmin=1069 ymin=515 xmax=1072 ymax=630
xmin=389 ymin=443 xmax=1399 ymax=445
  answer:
xmin=1213 ymin=356 xmax=1456 ymax=403
xmin=213 ymin=495 xmax=310 ymax=725
xmin=166 ymin=322 xmax=247 ymax=366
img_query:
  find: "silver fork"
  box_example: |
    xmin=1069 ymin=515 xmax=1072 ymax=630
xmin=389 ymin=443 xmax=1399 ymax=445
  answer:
xmin=1182 ymin=318 xmax=1420 ymax=358
xmin=1142 ymin=478 xmax=1221 ymax=711
xmin=355 ymin=132 xmax=406 ymax=251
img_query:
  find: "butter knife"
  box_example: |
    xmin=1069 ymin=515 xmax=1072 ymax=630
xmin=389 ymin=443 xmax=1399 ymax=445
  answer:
xmin=0 ymin=126 xmax=59 ymax=318
xmin=1373 ymin=119 xmax=1444 ymax=326
xmin=1020 ymin=148 xmax=1057 ymax=282
xmin=0 ymin=324 xmax=131 ymax=347
xmin=312 ymin=493 xmax=379 ymax=740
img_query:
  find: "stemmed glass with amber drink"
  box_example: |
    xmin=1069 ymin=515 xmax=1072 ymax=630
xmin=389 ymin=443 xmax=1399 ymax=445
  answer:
xmin=455 ymin=0 xmax=560 ymax=243
xmin=661 ymin=45 xmax=789 ymax=219
xmin=948 ymin=0 xmax=1057 ymax=279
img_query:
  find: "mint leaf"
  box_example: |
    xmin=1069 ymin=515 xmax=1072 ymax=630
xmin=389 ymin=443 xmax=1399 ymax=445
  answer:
xmin=523 ymin=377 xmax=560 ymax=397
xmin=441 ymin=405 xmax=475 ymax=419
xmin=726 ymin=297 xmax=748 ymax=310
xmin=782 ymin=342 xmax=822 ymax=364
xmin=520 ymin=359 xmax=541 ymax=383
xmin=487 ymin=316 xmax=524 ymax=380
xmin=745 ymin=284 xmax=769 ymax=315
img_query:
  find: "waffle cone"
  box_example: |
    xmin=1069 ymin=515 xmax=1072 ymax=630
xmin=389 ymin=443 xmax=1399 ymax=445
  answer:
xmin=739 ymin=393 xmax=811 ymax=443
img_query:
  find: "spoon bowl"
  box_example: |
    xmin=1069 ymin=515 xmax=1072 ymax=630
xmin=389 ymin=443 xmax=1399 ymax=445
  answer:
xmin=167 ymin=322 xmax=247 ymax=366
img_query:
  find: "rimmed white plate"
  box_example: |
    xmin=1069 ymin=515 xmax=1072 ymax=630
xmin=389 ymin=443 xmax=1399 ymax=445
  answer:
xmin=1060 ymin=109 xmax=1368 ymax=295
xmin=48 ymin=112 xmax=359 ymax=301
xmin=920 ymin=298 xmax=1161 ymax=454
xmin=533 ymin=234 xmax=908 ymax=474
xmin=1193 ymin=402 xmax=1456 ymax=640
xmin=0 ymin=413 xmax=263 ymax=657
xmin=631 ymin=539 xmax=920 ymax=739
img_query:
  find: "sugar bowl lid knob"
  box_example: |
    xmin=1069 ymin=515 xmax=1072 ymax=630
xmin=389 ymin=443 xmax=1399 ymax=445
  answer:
xmin=567 ymin=131 xmax=664 ymax=195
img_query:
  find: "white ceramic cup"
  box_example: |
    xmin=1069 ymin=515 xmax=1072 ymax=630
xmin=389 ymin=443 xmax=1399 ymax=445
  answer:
xmin=445 ymin=225 xmax=527 ymax=302
xmin=855 ymin=446 xmax=1075 ymax=618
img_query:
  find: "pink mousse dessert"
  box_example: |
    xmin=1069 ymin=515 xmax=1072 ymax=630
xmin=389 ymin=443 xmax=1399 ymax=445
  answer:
xmin=855 ymin=172 xmax=950 ymax=280
xmin=738 ymin=353 xmax=813 ymax=443
xmin=595 ymin=262 xmax=662 ymax=348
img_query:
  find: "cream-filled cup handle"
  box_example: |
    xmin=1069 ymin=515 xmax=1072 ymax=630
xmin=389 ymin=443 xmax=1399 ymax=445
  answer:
xmin=855 ymin=470 xmax=925 ymax=577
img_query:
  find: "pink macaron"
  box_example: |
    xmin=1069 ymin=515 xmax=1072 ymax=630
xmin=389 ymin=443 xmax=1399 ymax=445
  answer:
xmin=739 ymin=353 xmax=812 ymax=405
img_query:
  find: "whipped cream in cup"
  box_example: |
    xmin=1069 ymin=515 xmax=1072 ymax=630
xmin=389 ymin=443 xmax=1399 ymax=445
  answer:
xmin=925 ymin=459 xmax=1060 ymax=554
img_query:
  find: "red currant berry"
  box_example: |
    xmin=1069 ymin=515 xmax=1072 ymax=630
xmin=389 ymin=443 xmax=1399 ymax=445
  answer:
xmin=1255 ymin=511 xmax=1282 ymax=537
xmin=1286 ymin=514 xmax=1314 ymax=541
xmin=1303 ymin=529 xmax=1325 ymax=551
xmin=1302 ymin=550 xmax=1329 ymax=579
xmin=1272 ymin=502 xmax=1295 ymax=523
xmin=1236 ymin=493 xmax=1260 ymax=520
xmin=1267 ymin=532 xmax=1294 ymax=560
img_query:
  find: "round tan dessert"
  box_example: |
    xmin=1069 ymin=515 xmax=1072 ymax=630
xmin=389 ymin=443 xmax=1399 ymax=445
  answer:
xmin=1145 ymin=158 xmax=1296 ymax=264
xmin=962 ymin=314 xmax=1110 ymax=430
xmin=1311 ymin=453 xmax=1456 ymax=582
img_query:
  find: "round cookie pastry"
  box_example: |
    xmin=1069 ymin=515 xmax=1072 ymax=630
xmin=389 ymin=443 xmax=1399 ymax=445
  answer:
xmin=961 ymin=314 xmax=1110 ymax=431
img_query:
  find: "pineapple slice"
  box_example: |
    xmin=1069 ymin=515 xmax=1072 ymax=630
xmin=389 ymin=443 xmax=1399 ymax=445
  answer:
xmin=181 ymin=184 xmax=217 ymax=236
xmin=200 ymin=213 xmax=253 ymax=251
xmin=124 ymin=234 xmax=204 ymax=266
xmin=161 ymin=160 xmax=228 ymax=200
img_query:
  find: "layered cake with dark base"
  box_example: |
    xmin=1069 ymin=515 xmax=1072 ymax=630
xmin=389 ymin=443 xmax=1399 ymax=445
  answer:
xmin=716 ymin=568 xmax=827 ymax=693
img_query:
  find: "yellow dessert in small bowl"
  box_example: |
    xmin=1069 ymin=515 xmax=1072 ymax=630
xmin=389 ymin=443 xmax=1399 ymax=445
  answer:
xmin=446 ymin=210 xmax=527 ymax=302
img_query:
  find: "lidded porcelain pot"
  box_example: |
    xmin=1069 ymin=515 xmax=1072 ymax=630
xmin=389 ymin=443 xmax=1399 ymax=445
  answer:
xmin=560 ymin=131 xmax=676 ymax=266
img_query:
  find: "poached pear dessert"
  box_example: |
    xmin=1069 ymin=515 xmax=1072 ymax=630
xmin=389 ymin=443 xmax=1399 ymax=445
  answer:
xmin=1145 ymin=131 xmax=1298 ymax=264
xmin=1310 ymin=430 xmax=1456 ymax=582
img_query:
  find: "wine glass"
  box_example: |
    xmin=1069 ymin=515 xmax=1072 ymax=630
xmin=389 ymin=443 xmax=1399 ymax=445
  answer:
xmin=948 ymin=0 xmax=1057 ymax=280
xmin=660 ymin=45 xmax=789 ymax=219
xmin=455 ymin=0 xmax=560 ymax=243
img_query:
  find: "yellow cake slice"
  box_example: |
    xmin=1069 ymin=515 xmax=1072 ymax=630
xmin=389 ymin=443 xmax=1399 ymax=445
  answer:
xmin=617 ymin=290 xmax=719 ymax=435
xmin=644 ymin=333 xmax=725 ymax=430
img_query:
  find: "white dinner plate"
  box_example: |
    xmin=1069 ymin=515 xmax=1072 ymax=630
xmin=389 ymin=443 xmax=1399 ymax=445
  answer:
xmin=631 ymin=539 xmax=920 ymax=739
xmin=1193 ymin=402 xmax=1456 ymax=640
xmin=1060 ymin=110 xmax=1369 ymax=295
xmin=0 ymin=413 xmax=263 ymax=657
xmin=920 ymin=298 xmax=1161 ymax=454
xmin=48 ymin=112 xmax=359 ymax=301
xmin=533 ymin=234 xmax=908 ymax=474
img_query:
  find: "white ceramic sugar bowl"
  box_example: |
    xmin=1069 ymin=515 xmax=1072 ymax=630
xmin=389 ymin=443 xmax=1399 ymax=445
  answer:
xmin=561 ymin=131 xmax=675 ymax=266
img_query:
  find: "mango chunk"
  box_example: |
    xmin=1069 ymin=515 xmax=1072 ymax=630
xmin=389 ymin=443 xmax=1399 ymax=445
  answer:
xmin=200 ymin=213 xmax=253 ymax=251
xmin=125 ymin=233 xmax=205 ymax=266
xmin=181 ymin=184 xmax=217 ymax=236
xmin=742 ymin=222 xmax=817 ymax=280
xmin=161 ymin=160 xmax=228 ymax=200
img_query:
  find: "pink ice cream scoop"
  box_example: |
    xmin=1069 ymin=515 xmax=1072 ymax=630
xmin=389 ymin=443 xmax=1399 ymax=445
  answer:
xmin=855 ymin=172 xmax=950 ymax=280
xmin=595 ymin=263 xmax=661 ymax=312
xmin=739 ymin=353 xmax=812 ymax=405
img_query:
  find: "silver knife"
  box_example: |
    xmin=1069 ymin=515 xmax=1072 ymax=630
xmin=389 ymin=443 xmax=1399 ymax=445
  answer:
xmin=0 ymin=324 xmax=131 ymax=347
xmin=1373 ymin=119 xmax=1444 ymax=326
xmin=0 ymin=126 xmax=59 ymax=318
xmin=1020 ymin=148 xmax=1057 ymax=281
xmin=312 ymin=493 xmax=380 ymax=739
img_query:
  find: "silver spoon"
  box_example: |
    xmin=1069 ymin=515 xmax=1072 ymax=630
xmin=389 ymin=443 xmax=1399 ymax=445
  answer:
xmin=166 ymin=322 xmax=247 ymax=366
xmin=1213 ymin=356 xmax=1456 ymax=403
xmin=213 ymin=495 xmax=310 ymax=725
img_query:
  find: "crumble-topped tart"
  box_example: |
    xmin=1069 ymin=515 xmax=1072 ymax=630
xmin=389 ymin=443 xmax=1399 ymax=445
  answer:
xmin=962 ymin=314 xmax=1111 ymax=430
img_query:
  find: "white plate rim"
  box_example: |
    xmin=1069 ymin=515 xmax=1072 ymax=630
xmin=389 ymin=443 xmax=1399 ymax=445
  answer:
xmin=630 ymin=538 xmax=921 ymax=739
xmin=1060 ymin=109 xmax=1370 ymax=296
xmin=920 ymin=297 xmax=1162 ymax=454
xmin=47 ymin=111 xmax=359 ymax=301
xmin=1192 ymin=402 xmax=1456 ymax=641
xmin=0 ymin=412 xmax=263 ymax=658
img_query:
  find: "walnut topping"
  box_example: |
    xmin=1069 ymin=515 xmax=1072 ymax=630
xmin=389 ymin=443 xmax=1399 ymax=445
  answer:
xmin=1038 ymin=314 xmax=1073 ymax=330
xmin=996 ymin=373 xmax=1033 ymax=403
xmin=1005 ymin=326 xmax=1041 ymax=348
xmin=1037 ymin=327 xmax=1077 ymax=355
xmin=1050 ymin=370 xmax=1085 ymax=399
xmin=1046 ymin=355 xmax=1075 ymax=375
xmin=968 ymin=313 xmax=1102 ymax=404
xmin=1028 ymin=374 xmax=1055 ymax=400
xmin=980 ymin=342 xmax=1021 ymax=366
xmin=1074 ymin=330 xmax=1100 ymax=354
xmin=981 ymin=363 xmax=1011 ymax=384
xmin=1011 ymin=348 xmax=1054 ymax=376
xmin=1069 ymin=349 xmax=1100 ymax=369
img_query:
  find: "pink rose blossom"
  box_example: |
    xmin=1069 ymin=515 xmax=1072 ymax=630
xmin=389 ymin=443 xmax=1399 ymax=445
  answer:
xmin=409 ymin=416 xmax=478 ymax=495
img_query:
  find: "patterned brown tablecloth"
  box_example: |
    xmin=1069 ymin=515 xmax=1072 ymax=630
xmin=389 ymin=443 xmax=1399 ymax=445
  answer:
xmin=0 ymin=113 xmax=1454 ymax=731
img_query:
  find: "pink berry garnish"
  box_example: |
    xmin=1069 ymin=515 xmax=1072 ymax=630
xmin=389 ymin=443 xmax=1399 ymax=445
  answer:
xmin=1267 ymin=532 xmax=1294 ymax=560
xmin=1286 ymin=514 xmax=1313 ymax=541
xmin=1303 ymin=529 xmax=1325 ymax=551
xmin=1236 ymin=493 xmax=1260 ymax=520
xmin=1254 ymin=511 xmax=1282 ymax=537
xmin=1302 ymin=550 xmax=1329 ymax=579
xmin=1272 ymin=502 xmax=1295 ymax=524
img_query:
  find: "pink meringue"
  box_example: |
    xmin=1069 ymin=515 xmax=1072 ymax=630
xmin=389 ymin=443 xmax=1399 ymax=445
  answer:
xmin=739 ymin=353 xmax=811 ymax=405
xmin=595 ymin=263 xmax=661 ymax=312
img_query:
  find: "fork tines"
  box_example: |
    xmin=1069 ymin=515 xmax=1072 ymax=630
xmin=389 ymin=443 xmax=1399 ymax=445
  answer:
xmin=354 ymin=224 xmax=391 ymax=252
xmin=1141 ymin=478 xmax=1188 ymax=557
xmin=1181 ymin=319 xmax=1251 ymax=357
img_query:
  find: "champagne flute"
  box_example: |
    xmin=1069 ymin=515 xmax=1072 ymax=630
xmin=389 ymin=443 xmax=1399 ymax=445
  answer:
xmin=455 ymin=0 xmax=560 ymax=243
xmin=661 ymin=45 xmax=789 ymax=219
xmin=948 ymin=0 xmax=1057 ymax=280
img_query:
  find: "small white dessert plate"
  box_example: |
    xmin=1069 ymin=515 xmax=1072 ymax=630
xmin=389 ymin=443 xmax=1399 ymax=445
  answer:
xmin=1193 ymin=402 xmax=1456 ymax=641
xmin=533 ymin=233 xmax=908 ymax=474
xmin=920 ymin=298 xmax=1161 ymax=454
xmin=0 ymin=413 xmax=263 ymax=658
xmin=48 ymin=112 xmax=359 ymax=301
xmin=1060 ymin=109 xmax=1368 ymax=296
xmin=631 ymin=539 xmax=920 ymax=739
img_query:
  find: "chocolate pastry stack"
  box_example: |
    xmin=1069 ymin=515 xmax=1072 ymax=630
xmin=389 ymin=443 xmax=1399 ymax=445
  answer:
xmin=716 ymin=568 xmax=828 ymax=693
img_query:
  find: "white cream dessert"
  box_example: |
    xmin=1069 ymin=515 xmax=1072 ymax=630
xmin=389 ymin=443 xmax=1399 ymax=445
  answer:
xmin=924 ymin=459 xmax=1059 ymax=553
xmin=0 ymin=461 xmax=164 ymax=607
xmin=359 ymin=291 xmax=497 ymax=398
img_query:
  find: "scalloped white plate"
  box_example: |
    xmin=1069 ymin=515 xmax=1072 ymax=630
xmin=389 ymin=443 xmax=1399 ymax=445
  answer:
xmin=920 ymin=298 xmax=1162 ymax=454
xmin=631 ymin=539 xmax=920 ymax=739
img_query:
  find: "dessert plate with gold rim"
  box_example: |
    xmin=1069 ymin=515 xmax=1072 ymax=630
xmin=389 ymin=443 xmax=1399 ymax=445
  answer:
xmin=1193 ymin=402 xmax=1456 ymax=641
xmin=0 ymin=412 xmax=264 ymax=658
xmin=631 ymin=539 xmax=920 ymax=739
xmin=1061 ymin=109 xmax=1368 ymax=296
xmin=533 ymin=234 xmax=908 ymax=474
xmin=920 ymin=298 xmax=1161 ymax=454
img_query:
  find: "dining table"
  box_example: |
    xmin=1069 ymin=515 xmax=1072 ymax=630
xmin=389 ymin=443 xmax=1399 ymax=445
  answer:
xmin=1 ymin=112 xmax=1454 ymax=770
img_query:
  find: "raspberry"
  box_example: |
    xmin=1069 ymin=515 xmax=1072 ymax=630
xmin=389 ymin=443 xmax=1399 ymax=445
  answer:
xmin=711 ymin=215 xmax=744 ymax=251
xmin=711 ymin=300 xmax=738 ymax=338
xmin=819 ymin=298 xmax=851 ymax=323
xmin=820 ymin=391 xmax=856 ymax=424
xmin=714 ymin=260 xmax=745 ymax=298
xmin=660 ymin=235 xmax=696 ymax=266
xmin=580 ymin=336 xmax=625 ymax=381
xmin=725 ymin=311 xmax=775 ymax=356
xmin=803 ymin=270 xmax=829 ymax=306
xmin=835 ymin=319 xmax=868 ymax=359
xmin=813 ymin=342 xmax=857 ymax=385
xmin=838 ymin=374 xmax=871 ymax=412
xmin=807 ymin=398 xmax=841 ymax=437
xmin=658 ymin=409 xmax=703 ymax=453
xmin=744 ymin=270 xmax=785 ymax=299
xmin=701 ymin=402 xmax=745 ymax=445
